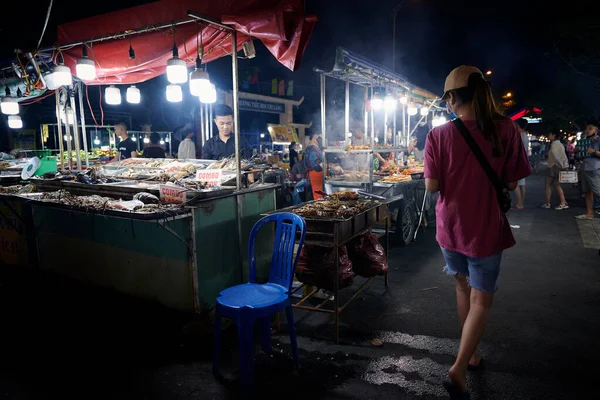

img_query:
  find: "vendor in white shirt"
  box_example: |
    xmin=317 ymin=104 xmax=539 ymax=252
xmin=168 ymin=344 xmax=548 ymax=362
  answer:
xmin=177 ymin=131 xmax=196 ymax=160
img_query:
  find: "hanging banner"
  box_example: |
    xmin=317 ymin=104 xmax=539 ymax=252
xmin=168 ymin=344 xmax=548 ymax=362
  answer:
xmin=239 ymin=99 xmax=285 ymax=114
xmin=268 ymin=125 xmax=299 ymax=143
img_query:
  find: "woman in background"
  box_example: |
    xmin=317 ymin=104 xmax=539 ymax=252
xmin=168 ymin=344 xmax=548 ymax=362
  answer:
xmin=304 ymin=133 xmax=323 ymax=200
xmin=541 ymin=131 xmax=569 ymax=210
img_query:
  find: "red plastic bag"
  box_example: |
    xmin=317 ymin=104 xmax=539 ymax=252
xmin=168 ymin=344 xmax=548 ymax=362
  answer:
xmin=348 ymin=232 xmax=388 ymax=277
xmin=295 ymin=245 xmax=354 ymax=291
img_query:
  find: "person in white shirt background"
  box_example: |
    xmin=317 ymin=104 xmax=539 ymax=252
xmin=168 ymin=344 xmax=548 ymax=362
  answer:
xmin=541 ymin=130 xmax=569 ymax=210
xmin=177 ymin=131 xmax=196 ymax=160
xmin=513 ymin=118 xmax=531 ymax=209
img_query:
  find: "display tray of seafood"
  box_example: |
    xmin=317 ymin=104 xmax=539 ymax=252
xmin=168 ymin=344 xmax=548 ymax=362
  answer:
xmin=266 ymin=190 xmax=388 ymax=244
xmin=19 ymin=189 xmax=186 ymax=219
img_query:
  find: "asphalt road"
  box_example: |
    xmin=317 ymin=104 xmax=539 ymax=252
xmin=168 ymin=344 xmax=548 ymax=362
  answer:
xmin=1 ymin=167 xmax=598 ymax=399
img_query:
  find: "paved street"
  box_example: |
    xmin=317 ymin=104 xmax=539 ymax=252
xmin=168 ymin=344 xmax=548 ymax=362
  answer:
xmin=1 ymin=167 xmax=599 ymax=399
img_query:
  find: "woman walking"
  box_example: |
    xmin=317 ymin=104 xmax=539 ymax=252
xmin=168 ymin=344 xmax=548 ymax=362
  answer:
xmin=541 ymin=131 xmax=569 ymax=210
xmin=424 ymin=66 xmax=531 ymax=399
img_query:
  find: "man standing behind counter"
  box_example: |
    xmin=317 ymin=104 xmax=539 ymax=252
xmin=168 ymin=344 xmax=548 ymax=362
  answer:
xmin=115 ymin=122 xmax=137 ymax=161
xmin=202 ymin=104 xmax=250 ymax=160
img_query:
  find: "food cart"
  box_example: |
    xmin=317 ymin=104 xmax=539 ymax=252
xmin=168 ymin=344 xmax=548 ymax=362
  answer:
xmin=317 ymin=46 xmax=442 ymax=245
xmin=0 ymin=0 xmax=316 ymax=312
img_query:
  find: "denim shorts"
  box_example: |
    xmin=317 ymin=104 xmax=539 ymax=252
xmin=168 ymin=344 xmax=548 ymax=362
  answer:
xmin=440 ymin=248 xmax=503 ymax=293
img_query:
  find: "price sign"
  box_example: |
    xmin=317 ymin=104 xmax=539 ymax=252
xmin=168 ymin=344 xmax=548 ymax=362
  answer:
xmin=159 ymin=184 xmax=186 ymax=204
xmin=196 ymin=169 xmax=222 ymax=187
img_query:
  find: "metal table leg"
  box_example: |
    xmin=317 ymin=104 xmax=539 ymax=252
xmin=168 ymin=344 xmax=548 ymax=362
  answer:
xmin=334 ymin=236 xmax=340 ymax=344
xmin=414 ymin=191 xmax=428 ymax=241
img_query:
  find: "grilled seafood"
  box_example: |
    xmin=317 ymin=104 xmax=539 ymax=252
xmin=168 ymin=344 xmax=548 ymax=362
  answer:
xmin=293 ymin=197 xmax=377 ymax=219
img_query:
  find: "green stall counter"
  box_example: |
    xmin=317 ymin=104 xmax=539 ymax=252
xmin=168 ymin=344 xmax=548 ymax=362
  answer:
xmin=24 ymin=185 xmax=278 ymax=313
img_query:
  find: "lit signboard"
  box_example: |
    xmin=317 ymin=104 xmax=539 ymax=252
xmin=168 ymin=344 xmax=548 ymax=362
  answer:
xmin=525 ymin=117 xmax=542 ymax=124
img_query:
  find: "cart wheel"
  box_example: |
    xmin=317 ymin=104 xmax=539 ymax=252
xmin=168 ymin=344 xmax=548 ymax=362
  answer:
xmin=396 ymin=202 xmax=416 ymax=246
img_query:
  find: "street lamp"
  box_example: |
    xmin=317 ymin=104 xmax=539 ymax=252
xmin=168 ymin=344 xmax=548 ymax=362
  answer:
xmin=506 ymin=92 xmax=512 ymax=97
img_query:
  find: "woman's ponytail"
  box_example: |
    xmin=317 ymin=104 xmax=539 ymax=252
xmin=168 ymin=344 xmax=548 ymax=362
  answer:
xmin=468 ymin=73 xmax=506 ymax=157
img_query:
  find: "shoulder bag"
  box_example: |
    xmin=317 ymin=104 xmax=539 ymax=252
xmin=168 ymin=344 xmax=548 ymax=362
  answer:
xmin=452 ymin=119 xmax=511 ymax=213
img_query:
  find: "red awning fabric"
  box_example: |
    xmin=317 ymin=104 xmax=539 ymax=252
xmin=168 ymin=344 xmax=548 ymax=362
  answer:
xmin=57 ymin=0 xmax=316 ymax=85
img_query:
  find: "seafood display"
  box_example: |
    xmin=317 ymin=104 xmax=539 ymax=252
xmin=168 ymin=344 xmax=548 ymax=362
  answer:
xmin=39 ymin=190 xmax=180 ymax=213
xmin=206 ymin=156 xmax=252 ymax=170
xmin=0 ymin=184 xmax=37 ymax=195
xmin=345 ymin=145 xmax=371 ymax=150
xmin=293 ymin=196 xmax=378 ymax=219
xmin=379 ymin=174 xmax=412 ymax=183
xmin=133 ymin=192 xmax=160 ymax=204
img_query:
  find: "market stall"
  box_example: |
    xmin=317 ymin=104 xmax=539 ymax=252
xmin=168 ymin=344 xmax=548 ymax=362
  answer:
xmin=317 ymin=46 xmax=441 ymax=245
xmin=0 ymin=0 xmax=316 ymax=312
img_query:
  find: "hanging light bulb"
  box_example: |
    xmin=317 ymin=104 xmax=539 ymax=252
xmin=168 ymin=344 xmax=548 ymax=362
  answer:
xmin=166 ymin=84 xmax=183 ymax=103
xmin=432 ymin=116 xmax=447 ymax=127
xmin=407 ymin=104 xmax=418 ymax=116
xmin=1 ymin=87 xmax=19 ymax=115
xmin=63 ymin=134 xmax=72 ymax=141
xmin=190 ymin=68 xmax=210 ymax=97
xmin=143 ymin=137 xmax=150 ymax=144
xmin=166 ymin=42 xmax=188 ymax=84
xmin=190 ymin=24 xmax=209 ymax=96
xmin=400 ymin=96 xmax=408 ymax=105
xmin=131 ymin=136 xmax=137 ymax=142
xmin=384 ymin=94 xmax=397 ymax=111
xmin=159 ymin=139 xmax=165 ymax=145
xmin=76 ymin=46 xmax=96 ymax=81
xmin=165 ymin=136 xmax=170 ymax=143
xmin=371 ymin=92 xmax=383 ymax=110
xmin=53 ymin=65 xmax=73 ymax=87
xmin=105 ymin=85 xmax=121 ymax=105
xmin=8 ymin=115 xmax=22 ymax=129
xmin=199 ymin=83 xmax=217 ymax=104
xmin=420 ymin=106 xmax=429 ymax=116
xmin=126 ymin=85 xmax=141 ymax=104
xmin=94 ymin=137 xmax=100 ymax=145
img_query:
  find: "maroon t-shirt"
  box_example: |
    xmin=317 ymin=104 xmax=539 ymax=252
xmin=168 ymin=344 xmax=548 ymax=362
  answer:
xmin=424 ymin=119 xmax=531 ymax=258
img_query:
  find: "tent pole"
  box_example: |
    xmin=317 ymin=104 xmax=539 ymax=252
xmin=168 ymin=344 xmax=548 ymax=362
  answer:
xmin=68 ymin=88 xmax=82 ymax=170
xmin=345 ymin=77 xmax=350 ymax=137
xmin=77 ymin=82 xmax=90 ymax=168
xmin=55 ymin=90 xmax=65 ymax=171
xmin=231 ymin=31 xmax=241 ymax=191
xmin=364 ymin=86 xmax=368 ymax=142
xmin=320 ymin=73 xmax=326 ymax=143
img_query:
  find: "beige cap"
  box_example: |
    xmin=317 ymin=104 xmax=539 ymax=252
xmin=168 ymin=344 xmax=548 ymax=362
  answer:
xmin=442 ymin=65 xmax=484 ymax=99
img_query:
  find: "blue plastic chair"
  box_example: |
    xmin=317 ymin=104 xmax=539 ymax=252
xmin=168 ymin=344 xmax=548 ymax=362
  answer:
xmin=213 ymin=212 xmax=307 ymax=392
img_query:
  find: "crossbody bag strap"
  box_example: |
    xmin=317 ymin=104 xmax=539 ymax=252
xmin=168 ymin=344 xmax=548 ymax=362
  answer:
xmin=452 ymin=118 xmax=506 ymax=195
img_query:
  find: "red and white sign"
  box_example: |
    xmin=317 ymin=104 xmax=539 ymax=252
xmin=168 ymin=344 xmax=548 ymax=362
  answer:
xmin=196 ymin=169 xmax=222 ymax=187
xmin=159 ymin=184 xmax=186 ymax=204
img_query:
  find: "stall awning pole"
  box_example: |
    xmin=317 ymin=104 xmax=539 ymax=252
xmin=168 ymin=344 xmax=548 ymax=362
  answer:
xmin=370 ymin=87 xmax=375 ymax=141
xmin=77 ymin=82 xmax=90 ymax=168
xmin=345 ymin=77 xmax=350 ymax=137
xmin=209 ymin=103 xmax=213 ymax=137
xmin=231 ymin=31 xmax=241 ymax=191
xmin=68 ymin=88 xmax=82 ymax=170
xmin=55 ymin=90 xmax=65 ymax=171
xmin=320 ymin=73 xmax=326 ymax=143
xmin=364 ymin=86 xmax=368 ymax=141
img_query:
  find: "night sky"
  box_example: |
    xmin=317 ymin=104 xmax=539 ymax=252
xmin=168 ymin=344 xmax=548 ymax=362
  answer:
xmin=0 ymin=0 xmax=598 ymax=137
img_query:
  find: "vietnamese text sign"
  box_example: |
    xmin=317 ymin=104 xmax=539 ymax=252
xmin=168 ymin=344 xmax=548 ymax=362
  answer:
xmin=239 ymin=99 xmax=285 ymax=114
xmin=196 ymin=169 xmax=222 ymax=187
xmin=159 ymin=184 xmax=186 ymax=204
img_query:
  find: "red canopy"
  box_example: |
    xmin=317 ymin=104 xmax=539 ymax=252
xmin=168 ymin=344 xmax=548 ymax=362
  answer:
xmin=57 ymin=0 xmax=316 ymax=85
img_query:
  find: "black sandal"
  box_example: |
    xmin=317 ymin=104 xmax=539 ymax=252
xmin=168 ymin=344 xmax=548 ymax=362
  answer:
xmin=442 ymin=380 xmax=471 ymax=400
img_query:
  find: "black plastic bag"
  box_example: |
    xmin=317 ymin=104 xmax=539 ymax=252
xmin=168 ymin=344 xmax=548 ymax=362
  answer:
xmin=348 ymin=232 xmax=388 ymax=277
xmin=295 ymin=245 xmax=354 ymax=291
